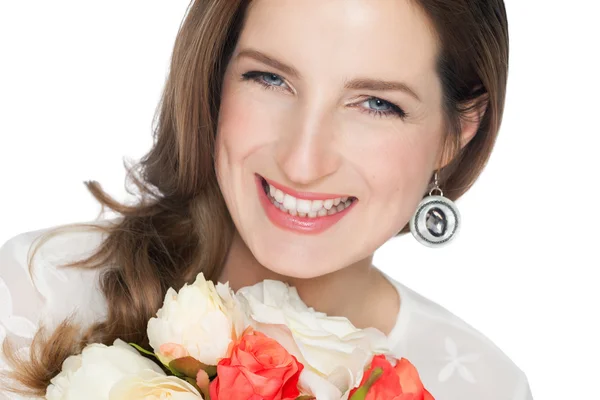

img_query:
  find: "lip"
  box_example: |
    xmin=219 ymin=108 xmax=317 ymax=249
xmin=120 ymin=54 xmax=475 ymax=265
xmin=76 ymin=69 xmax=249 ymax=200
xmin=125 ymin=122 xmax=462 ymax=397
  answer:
xmin=255 ymin=175 xmax=356 ymax=234
xmin=261 ymin=175 xmax=352 ymax=201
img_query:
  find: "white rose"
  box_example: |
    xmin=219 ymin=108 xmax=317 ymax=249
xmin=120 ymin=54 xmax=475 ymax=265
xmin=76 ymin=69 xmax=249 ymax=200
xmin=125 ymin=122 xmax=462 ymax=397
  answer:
xmin=109 ymin=369 xmax=202 ymax=399
xmin=236 ymin=280 xmax=390 ymax=399
xmin=45 ymin=339 xmax=164 ymax=400
xmin=147 ymin=272 xmax=244 ymax=366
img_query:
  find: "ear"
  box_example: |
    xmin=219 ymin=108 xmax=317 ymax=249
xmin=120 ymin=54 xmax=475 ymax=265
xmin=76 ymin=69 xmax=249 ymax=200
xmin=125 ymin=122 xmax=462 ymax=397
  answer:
xmin=437 ymin=94 xmax=488 ymax=170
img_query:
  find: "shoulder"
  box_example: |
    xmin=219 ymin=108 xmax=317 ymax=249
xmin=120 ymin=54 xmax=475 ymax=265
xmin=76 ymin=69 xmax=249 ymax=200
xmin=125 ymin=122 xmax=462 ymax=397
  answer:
xmin=0 ymin=220 xmax=115 ymax=336
xmin=1 ymin=222 xmax=106 ymax=271
xmin=386 ymin=277 xmax=533 ymax=400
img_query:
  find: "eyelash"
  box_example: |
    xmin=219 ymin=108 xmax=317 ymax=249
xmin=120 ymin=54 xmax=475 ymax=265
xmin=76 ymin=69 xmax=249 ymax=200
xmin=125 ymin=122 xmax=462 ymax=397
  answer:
xmin=240 ymin=71 xmax=408 ymax=120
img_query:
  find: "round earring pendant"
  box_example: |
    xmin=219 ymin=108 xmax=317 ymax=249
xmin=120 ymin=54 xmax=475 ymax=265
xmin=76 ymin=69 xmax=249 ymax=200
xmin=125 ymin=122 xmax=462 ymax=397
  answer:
xmin=409 ymin=195 xmax=461 ymax=247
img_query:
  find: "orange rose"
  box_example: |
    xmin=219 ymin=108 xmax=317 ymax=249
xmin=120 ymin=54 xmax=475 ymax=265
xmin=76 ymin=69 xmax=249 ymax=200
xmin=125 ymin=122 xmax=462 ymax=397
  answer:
xmin=349 ymin=355 xmax=434 ymax=400
xmin=209 ymin=330 xmax=304 ymax=400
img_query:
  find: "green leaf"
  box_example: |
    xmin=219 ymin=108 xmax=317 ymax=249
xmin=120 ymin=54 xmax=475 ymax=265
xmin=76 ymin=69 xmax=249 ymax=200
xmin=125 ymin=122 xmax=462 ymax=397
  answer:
xmin=184 ymin=376 xmax=202 ymax=392
xmin=169 ymin=357 xmax=218 ymax=379
xmin=127 ymin=343 xmax=186 ymax=377
xmin=170 ymin=357 xmax=203 ymax=378
xmin=128 ymin=343 xmax=158 ymax=359
xmin=165 ymin=363 xmax=186 ymax=378
xmin=205 ymin=365 xmax=217 ymax=379
xmin=349 ymin=367 xmax=384 ymax=400
xmin=295 ymin=396 xmax=316 ymax=400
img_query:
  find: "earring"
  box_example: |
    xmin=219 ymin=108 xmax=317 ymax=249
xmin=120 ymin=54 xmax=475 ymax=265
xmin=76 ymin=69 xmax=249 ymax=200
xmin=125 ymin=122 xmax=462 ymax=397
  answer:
xmin=409 ymin=171 xmax=461 ymax=248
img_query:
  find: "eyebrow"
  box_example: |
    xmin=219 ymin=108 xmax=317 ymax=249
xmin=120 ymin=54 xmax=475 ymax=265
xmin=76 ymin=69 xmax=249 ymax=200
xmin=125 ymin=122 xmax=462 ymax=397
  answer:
xmin=237 ymin=49 xmax=302 ymax=80
xmin=236 ymin=48 xmax=422 ymax=102
xmin=343 ymin=78 xmax=421 ymax=102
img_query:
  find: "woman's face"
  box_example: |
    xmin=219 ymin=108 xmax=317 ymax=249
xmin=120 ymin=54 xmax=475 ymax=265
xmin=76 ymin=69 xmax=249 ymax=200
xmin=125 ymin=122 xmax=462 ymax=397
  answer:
xmin=215 ymin=0 xmax=446 ymax=278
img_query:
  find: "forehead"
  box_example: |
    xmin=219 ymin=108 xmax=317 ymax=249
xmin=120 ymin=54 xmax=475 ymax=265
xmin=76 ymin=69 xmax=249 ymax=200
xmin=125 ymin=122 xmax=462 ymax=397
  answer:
xmin=236 ymin=0 xmax=440 ymax=95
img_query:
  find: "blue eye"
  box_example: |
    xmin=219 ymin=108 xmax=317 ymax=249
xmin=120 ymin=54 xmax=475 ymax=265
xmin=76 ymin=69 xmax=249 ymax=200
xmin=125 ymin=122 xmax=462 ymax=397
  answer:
xmin=368 ymin=98 xmax=392 ymax=112
xmin=241 ymin=71 xmax=289 ymax=91
xmin=241 ymin=70 xmax=407 ymax=120
xmin=262 ymin=73 xmax=284 ymax=86
xmin=359 ymin=97 xmax=407 ymax=119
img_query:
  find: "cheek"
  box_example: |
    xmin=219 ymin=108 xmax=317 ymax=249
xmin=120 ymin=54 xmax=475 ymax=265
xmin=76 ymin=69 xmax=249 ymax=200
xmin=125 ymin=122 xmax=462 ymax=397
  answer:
xmin=357 ymin=128 xmax=439 ymax=194
xmin=215 ymin=82 xmax=252 ymax=216
xmin=351 ymin=125 xmax=443 ymax=232
xmin=389 ymin=137 xmax=434 ymax=194
xmin=215 ymin=77 xmax=286 ymax=220
xmin=215 ymin=81 xmax=289 ymax=171
xmin=216 ymin=88 xmax=258 ymax=165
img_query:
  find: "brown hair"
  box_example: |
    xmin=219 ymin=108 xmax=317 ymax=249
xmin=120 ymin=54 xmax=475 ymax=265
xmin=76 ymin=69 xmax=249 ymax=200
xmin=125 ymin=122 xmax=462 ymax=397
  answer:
xmin=1 ymin=0 xmax=508 ymax=396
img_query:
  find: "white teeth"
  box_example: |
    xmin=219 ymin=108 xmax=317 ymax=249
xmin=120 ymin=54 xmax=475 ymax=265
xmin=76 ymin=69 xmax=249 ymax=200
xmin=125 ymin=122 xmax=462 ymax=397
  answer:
xmin=296 ymin=199 xmax=312 ymax=214
xmin=269 ymin=193 xmax=352 ymax=217
xmin=265 ymin=182 xmax=355 ymax=217
xmin=283 ymin=194 xmax=296 ymax=211
xmin=311 ymin=200 xmax=323 ymax=212
xmin=274 ymin=189 xmax=285 ymax=203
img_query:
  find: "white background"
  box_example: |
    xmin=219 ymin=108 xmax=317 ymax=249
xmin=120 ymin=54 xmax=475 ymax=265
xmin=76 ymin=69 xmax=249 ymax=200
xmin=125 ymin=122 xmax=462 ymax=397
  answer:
xmin=0 ymin=1 xmax=598 ymax=398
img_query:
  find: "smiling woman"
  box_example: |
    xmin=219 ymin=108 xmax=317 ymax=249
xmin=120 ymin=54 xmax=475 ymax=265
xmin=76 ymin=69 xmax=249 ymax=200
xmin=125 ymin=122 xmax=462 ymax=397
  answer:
xmin=0 ymin=0 xmax=532 ymax=399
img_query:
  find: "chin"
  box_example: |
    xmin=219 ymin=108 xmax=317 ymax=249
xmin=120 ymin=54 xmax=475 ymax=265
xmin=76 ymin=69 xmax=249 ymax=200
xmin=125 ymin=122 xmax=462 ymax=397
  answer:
xmin=267 ymin=264 xmax=336 ymax=280
xmin=254 ymin=246 xmax=343 ymax=280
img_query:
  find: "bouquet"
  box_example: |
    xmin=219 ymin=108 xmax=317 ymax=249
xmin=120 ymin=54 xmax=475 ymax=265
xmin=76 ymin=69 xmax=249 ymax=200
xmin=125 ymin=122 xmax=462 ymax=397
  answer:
xmin=45 ymin=273 xmax=433 ymax=400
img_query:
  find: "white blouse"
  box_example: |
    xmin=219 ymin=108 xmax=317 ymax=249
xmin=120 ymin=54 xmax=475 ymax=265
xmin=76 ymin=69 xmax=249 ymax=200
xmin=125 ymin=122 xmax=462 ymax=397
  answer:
xmin=0 ymin=222 xmax=533 ymax=400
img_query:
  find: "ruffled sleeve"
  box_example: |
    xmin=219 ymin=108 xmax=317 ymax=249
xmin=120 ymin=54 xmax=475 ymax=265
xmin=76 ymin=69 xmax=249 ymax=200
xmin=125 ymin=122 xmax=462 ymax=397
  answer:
xmin=386 ymin=277 xmax=534 ymax=399
xmin=0 ymin=225 xmax=109 ymax=399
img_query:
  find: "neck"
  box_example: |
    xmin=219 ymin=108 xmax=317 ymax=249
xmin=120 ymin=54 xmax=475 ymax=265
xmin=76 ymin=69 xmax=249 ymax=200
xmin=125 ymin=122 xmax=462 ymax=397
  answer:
xmin=217 ymin=231 xmax=399 ymax=334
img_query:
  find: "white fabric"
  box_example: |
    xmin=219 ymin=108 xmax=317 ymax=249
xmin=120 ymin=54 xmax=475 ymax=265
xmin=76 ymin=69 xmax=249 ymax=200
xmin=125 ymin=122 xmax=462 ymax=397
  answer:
xmin=384 ymin=274 xmax=533 ymax=399
xmin=0 ymin=223 xmax=533 ymax=399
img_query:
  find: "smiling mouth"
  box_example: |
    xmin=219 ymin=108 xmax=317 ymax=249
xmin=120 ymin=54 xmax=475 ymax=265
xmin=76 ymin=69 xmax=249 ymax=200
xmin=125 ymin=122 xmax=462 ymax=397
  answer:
xmin=259 ymin=176 xmax=357 ymax=218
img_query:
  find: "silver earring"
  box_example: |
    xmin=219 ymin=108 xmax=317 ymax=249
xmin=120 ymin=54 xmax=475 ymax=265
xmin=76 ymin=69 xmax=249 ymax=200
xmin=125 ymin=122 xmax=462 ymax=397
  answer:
xmin=409 ymin=172 xmax=461 ymax=248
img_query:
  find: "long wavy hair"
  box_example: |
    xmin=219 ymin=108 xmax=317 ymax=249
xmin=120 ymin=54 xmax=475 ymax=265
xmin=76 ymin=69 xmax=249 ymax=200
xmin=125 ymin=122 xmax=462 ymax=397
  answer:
xmin=1 ymin=0 xmax=509 ymax=396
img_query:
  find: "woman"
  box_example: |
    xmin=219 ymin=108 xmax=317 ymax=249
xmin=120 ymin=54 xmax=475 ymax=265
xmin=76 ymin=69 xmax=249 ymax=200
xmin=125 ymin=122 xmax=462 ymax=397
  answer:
xmin=0 ymin=0 xmax=532 ymax=398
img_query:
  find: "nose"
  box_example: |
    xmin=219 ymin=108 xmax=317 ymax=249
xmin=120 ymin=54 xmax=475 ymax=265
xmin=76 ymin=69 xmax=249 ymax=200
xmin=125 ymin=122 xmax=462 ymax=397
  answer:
xmin=275 ymin=104 xmax=342 ymax=187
